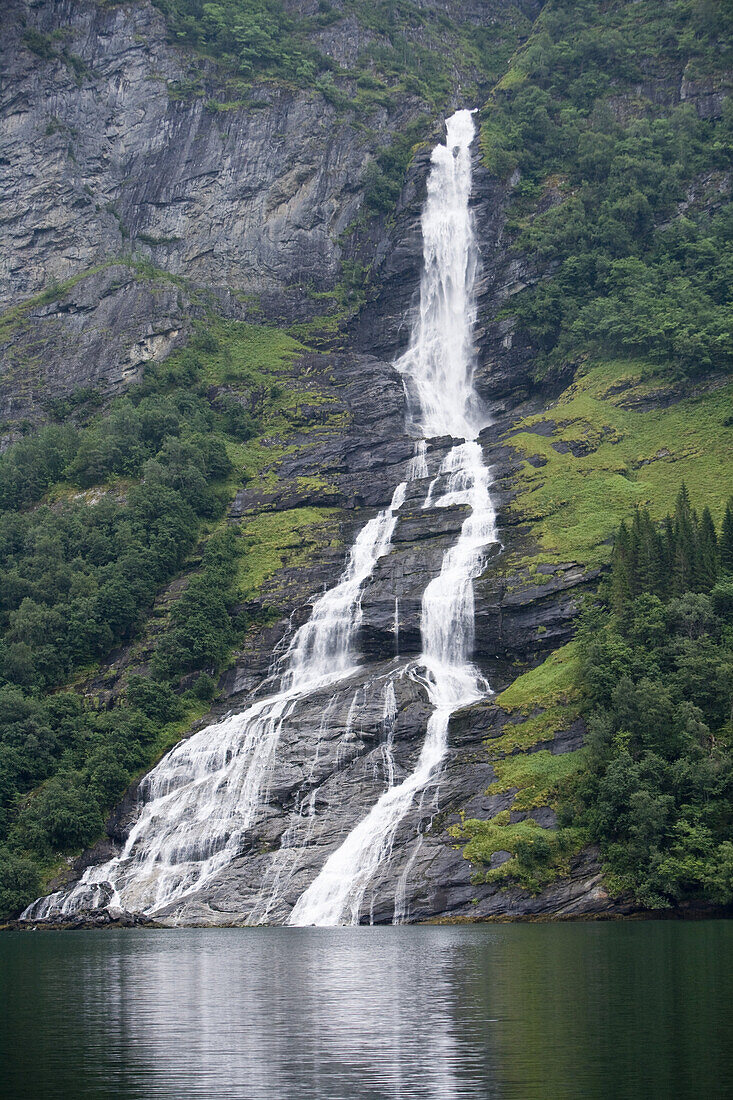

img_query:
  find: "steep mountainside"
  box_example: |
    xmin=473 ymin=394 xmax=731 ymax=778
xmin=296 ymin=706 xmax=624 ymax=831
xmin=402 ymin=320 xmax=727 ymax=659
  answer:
xmin=0 ymin=0 xmax=731 ymax=923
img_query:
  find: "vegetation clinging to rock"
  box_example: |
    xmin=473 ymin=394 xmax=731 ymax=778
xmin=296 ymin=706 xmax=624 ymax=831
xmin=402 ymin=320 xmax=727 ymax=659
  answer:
xmin=481 ymin=0 xmax=732 ymax=380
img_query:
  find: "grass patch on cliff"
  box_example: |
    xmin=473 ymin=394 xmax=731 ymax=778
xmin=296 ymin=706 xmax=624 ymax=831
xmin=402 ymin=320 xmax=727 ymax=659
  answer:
xmin=496 ymin=642 xmax=581 ymax=713
xmin=450 ymin=646 xmax=588 ymax=892
xmin=451 ymin=815 xmax=587 ymax=894
xmin=488 ymin=749 xmax=588 ymax=812
xmin=505 ymin=362 xmax=733 ymax=568
xmin=487 ymin=645 xmax=582 ymax=754
xmin=0 ymin=260 xmax=188 ymax=382
xmin=160 ymin=318 xmax=346 ymax=491
xmin=191 ymin=320 xmax=304 ymax=389
xmin=237 ymin=507 xmax=341 ymax=599
xmin=487 ymin=706 xmax=579 ymax=757
xmin=0 ymin=264 xmax=115 ymax=343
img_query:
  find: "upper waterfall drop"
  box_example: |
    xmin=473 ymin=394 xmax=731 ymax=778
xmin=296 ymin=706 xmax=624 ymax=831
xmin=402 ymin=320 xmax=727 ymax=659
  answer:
xmin=396 ymin=109 xmax=483 ymax=442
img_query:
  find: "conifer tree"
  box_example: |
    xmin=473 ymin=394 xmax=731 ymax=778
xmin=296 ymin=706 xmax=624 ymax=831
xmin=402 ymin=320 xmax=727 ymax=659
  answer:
xmin=661 ymin=513 xmax=675 ymax=594
xmin=632 ymin=506 xmax=665 ymax=596
xmin=696 ymin=506 xmax=718 ymax=591
xmin=610 ymin=519 xmax=633 ymax=612
xmin=721 ymin=499 xmax=733 ymax=574
xmin=673 ymin=483 xmax=697 ymax=594
xmin=613 ymin=486 xmax=729 ymax=603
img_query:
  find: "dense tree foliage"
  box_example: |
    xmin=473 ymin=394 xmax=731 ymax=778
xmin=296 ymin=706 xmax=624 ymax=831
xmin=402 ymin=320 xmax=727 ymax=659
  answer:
xmin=0 ymin=387 xmax=238 ymax=691
xmin=0 ymin=334 xmax=254 ymax=917
xmin=153 ymin=0 xmax=332 ymax=85
xmin=609 ymin=485 xmax=732 ymax=609
xmin=152 ymin=0 xmax=526 ymax=109
xmin=563 ymin=489 xmax=733 ymax=908
xmin=482 ymin=0 xmax=733 ymax=378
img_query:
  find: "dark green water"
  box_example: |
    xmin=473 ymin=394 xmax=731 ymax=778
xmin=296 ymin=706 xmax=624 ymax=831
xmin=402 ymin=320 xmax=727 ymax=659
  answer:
xmin=2 ymin=922 xmax=732 ymax=1099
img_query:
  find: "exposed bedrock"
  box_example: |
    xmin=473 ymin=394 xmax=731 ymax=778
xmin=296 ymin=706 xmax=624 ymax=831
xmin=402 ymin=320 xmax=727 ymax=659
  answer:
xmin=0 ymin=0 xmax=479 ymax=433
xmin=8 ymin=0 xmax=612 ymax=925
xmin=1 ymin=0 xmax=398 ymax=307
xmin=60 ymin=671 xmax=609 ymax=927
xmin=0 ymin=264 xmax=196 ymax=430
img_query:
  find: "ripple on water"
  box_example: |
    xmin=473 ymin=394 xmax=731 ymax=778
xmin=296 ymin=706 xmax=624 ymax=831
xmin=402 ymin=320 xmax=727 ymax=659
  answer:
xmin=2 ymin=923 xmax=733 ymax=1100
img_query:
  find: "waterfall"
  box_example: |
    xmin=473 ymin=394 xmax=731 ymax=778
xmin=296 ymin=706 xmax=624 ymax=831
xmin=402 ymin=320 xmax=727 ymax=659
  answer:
xmin=289 ymin=109 xmax=498 ymax=926
xmin=22 ymin=482 xmax=407 ymax=921
xmin=397 ymin=109 xmax=482 ymax=440
xmin=23 ymin=108 xmax=498 ymax=927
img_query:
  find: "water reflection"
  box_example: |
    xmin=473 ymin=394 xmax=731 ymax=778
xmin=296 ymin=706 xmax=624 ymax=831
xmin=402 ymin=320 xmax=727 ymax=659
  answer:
xmin=2 ymin=924 xmax=732 ymax=1099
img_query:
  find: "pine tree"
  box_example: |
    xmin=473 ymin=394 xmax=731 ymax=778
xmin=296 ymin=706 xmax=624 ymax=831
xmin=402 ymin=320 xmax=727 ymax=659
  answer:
xmin=721 ymin=499 xmax=733 ymax=574
xmin=632 ymin=507 xmax=665 ymax=596
xmin=660 ymin=513 xmax=675 ymax=597
xmin=612 ymin=487 xmax=729 ymax=609
xmin=696 ymin=506 xmax=718 ymax=592
xmin=610 ymin=519 xmax=633 ymax=612
xmin=673 ymin=482 xmax=696 ymax=594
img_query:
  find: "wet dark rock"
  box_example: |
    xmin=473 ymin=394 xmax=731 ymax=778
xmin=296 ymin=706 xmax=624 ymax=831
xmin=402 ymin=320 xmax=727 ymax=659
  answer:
xmin=551 ymin=718 xmax=587 ymax=755
xmin=510 ymin=808 xmax=557 ymax=827
xmin=8 ymin=0 xmax=630 ymax=927
xmin=392 ymin=504 xmax=471 ymax=544
xmin=504 ymin=418 xmax=557 ymax=439
xmin=552 ymin=439 xmax=594 ymax=457
xmin=415 ymin=846 xmax=637 ymax=923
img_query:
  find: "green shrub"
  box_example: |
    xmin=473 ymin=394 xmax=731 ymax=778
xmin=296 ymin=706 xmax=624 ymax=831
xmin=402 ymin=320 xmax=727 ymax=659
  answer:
xmin=15 ymin=774 xmax=104 ymax=856
xmin=126 ymin=676 xmax=184 ymax=723
xmin=0 ymin=848 xmax=40 ymax=919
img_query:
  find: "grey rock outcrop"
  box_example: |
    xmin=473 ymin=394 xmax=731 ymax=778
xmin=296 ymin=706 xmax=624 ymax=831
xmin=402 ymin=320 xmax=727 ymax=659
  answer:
xmin=6 ymin=0 xmax=620 ymax=925
xmin=0 ymin=264 xmax=191 ymax=428
xmin=2 ymin=0 xmax=366 ymax=306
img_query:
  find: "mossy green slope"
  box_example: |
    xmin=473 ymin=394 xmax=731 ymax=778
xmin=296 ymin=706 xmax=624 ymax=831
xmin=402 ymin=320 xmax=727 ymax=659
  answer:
xmin=506 ymin=363 xmax=733 ymax=570
xmin=451 ymin=645 xmax=587 ymax=894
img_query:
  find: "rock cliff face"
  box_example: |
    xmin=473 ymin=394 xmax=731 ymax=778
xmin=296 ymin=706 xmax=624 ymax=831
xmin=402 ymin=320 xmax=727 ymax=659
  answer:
xmin=4 ymin=0 xmax=614 ymax=924
xmin=2 ymin=0 xmax=371 ymax=306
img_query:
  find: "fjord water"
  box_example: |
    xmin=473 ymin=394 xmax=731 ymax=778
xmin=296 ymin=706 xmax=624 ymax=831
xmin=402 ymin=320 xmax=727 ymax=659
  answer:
xmin=3 ymin=924 xmax=733 ymax=1099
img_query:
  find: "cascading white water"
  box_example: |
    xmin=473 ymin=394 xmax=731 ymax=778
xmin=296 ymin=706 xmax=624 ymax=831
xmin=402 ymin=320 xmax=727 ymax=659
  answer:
xmin=397 ymin=109 xmax=482 ymax=441
xmin=289 ymin=451 xmax=495 ymax=925
xmin=22 ymin=482 xmax=407 ymax=921
xmin=24 ymin=108 xmax=498 ymax=928
xmin=289 ymin=109 xmax=498 ymax=926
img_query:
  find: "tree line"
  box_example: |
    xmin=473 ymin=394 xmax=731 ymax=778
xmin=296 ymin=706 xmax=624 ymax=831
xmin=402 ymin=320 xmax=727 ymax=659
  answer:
xmin=561 ymin=486 xmax=733 ymax=909
xmin=610 ymin=485 xmax=733 ymax=610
